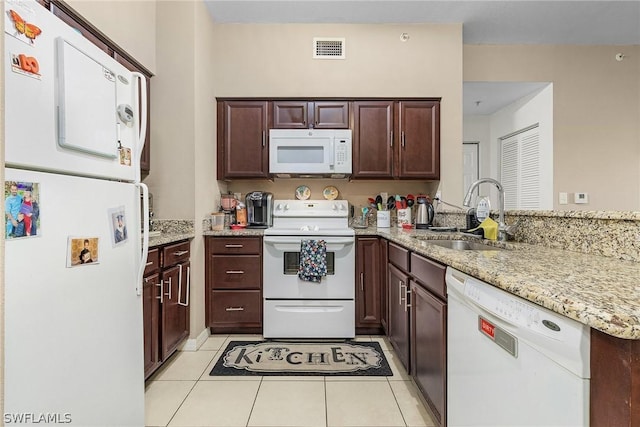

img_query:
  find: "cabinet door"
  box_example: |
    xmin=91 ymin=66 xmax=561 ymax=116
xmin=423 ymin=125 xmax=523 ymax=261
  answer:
xmin=114 ymin=53 xmax=151 ymax=174
xmin=410 ymin=281 xmax=447 ymax=427
xmin=352 ymin=101 xmax=394 ymax=178
xmin=312 ymin=101 xmax=349 ymax=129
xmin=217 ymin=101 xmax=269 ymax=179
xmin=397 ymin=100 xmax=440 ymax=179
xmin=143 ymin=272 xmax=161 ymax=378
xmin=272 ymin=101 xmax=308 ymax=128
xmin=160 ymin=263 xmax=189 ymax=359
xmin=356 ymin=237 xmax=382 ymax=329
xmin=388 ymin=263 xmax=410 ymax=372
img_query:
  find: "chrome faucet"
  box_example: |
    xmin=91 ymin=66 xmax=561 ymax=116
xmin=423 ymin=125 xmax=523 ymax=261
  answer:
xmin=463 ymin=178 xmax=510 ymax=241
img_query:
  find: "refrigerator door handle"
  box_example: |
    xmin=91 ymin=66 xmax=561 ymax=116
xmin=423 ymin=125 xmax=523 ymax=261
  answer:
xmin=132 ymin=72 xmax=148 ymax=184
xmin=178 ymin=264 xmax=191 ymax=307
xmin=136 ymin=183 xmax=150 ymax=296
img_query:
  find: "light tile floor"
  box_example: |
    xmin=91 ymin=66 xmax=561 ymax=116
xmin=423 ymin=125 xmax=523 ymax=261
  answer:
xmin=145 ymin=335 xmax=435 ymax=427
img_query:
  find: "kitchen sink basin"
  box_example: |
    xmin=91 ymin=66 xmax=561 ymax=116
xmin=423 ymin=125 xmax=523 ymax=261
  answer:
xmin=423 ymin=239 xmax=504 ymax=251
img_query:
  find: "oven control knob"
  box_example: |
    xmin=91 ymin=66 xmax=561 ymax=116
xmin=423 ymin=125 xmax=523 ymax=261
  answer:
xmin=276 ymin=204 xmax=283 ymax=211
xmin=284 ymin=204 xmax=290 ymax=211
xmin=338 ymin=203 xmax=346 ymax=210
xmin=332 ymin=204 xmax=338 ymax=211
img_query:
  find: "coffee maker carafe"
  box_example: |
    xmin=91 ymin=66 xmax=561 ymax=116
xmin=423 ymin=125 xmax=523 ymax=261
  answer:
xmin=245 ymin=191 xmax=273 ymax=229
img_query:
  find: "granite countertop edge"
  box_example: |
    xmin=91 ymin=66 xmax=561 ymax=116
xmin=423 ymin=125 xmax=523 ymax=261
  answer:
xmin=203 ymin=227 xmax=640 ymax=340
xmin=148 ymin=232 xmax=195 ymax=247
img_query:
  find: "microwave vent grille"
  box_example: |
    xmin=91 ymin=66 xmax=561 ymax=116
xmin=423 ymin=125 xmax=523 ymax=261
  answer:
xmin=313 ymin=38 xmax=345 ymax=59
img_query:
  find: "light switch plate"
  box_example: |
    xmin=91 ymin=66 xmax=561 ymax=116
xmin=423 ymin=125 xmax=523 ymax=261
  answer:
xmin=559 ymin=192 xmax=568 ymax=205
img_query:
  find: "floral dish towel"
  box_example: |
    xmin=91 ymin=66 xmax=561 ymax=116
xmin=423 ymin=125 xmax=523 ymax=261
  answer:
xmin=298 ymin=239 xmax=327 ymax=283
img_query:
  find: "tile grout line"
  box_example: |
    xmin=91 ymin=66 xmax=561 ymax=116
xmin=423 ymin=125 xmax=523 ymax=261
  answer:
xmin=387 ymin=377 xmax=409 ymax=427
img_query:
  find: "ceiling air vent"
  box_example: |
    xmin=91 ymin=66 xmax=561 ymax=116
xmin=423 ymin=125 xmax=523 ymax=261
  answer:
xmin=313 ymin=37 xmax=345 ymax=59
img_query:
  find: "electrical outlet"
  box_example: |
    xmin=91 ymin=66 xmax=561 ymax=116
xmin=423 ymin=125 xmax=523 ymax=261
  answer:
xmin=435 ymin=190 xmax=442 ymax=200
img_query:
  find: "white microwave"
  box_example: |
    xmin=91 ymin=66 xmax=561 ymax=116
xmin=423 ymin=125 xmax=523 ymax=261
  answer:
xmin=269 ymin=129 xmax=352 ymax=178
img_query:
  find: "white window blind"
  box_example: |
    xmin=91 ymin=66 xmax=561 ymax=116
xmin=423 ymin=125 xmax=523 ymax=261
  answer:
xmin=500 ymin=125 xmax=541 ymax=210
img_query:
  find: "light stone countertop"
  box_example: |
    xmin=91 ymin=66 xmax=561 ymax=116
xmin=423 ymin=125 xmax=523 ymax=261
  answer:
xmin=364 ymin=226 xmax=640 ymax=340
xmin=204 ymin=226 xmax=640 ymax=340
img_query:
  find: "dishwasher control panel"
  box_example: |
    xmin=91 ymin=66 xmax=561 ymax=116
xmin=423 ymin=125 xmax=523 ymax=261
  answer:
xmin=463 ymin=277 xmax=563 ymax=340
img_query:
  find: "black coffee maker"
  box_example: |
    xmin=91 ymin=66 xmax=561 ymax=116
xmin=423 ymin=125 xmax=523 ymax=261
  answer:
xmin=245 ymin=192 xmax=273 ymax=228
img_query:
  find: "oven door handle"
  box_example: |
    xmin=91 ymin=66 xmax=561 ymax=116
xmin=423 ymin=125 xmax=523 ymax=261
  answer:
xmin=263 ymin=236 xmax=355 ymax=246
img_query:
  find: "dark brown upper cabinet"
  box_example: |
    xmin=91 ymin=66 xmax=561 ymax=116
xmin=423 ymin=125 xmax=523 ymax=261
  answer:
xmin=272 ymin=101 xmax=349 ymax=129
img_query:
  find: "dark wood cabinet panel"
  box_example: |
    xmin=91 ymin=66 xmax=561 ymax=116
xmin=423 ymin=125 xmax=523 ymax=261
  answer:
xmin=388 ymin=263 xmax=410 ymax=372
xmin=397 ymin=100 xmax=440 ymax=179
xmin=411 ymin=280 xmax=447 ymax=427
xmin=313 ymin=101 xmax=349 ymax=129
xmin=380 ymin=239 xmax=389 ymax=334
xmin=272 ymin=101 xmax=349 ymax=129
xmin=209 ymin=290 xmax=262 ymax=328
xmin=590 ymin=328 xmax=640 ymax=426
xmin=211 ymin=255 xmax=261 ymax=289
xmin=217 ymin=101 xmax=269 ymax=179
xmin=410 ymin=253 xmax=446 ymax=299
xmin=356 ymin=237 xmax=383 ymax=332
xmin=388 ymin=242 xmax=410 ymax=271
xmin=352 ymin=99 xmax=440 ymax=179
xmin=205 ymin=236 xmax=263 ymax=333
xmin=160 ymin=262 xmax=189 ymax=359
xmin=272 ymin=101 xmax=308 ymax=129
xmin=143 ymin=272 xmax=161 ymax=378
xmin=352 ymin=101 xmax=394 ymax=178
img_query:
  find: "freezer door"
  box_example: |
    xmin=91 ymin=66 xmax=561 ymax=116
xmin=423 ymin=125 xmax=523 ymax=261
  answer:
xmin=4 ymin=0 xmax=142 ymax=181
xmin=4 ymin=169 xmax=144 ymax=426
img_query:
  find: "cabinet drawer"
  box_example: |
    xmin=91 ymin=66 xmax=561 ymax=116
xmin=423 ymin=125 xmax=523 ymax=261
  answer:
xmin=211 ymin=237 xmax=261 ymax=255
xmin=211 ymin=290 xmax=262 ymax=325
xmin=162 ymin=241 xmax=190 ymax=267
xmin=410 ymin=253 xmax=446 ymax=299
xmin=212 ymin=255 xmax=261 ymax=289
xmin=145 ymin=248 xmax=160 ymax=275
xmin=388 ymin=242 xmax=410 ymax=272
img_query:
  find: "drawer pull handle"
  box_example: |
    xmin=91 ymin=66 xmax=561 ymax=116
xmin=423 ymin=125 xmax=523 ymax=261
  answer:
xmin=165 ymin=277 xmax=172 ymax=299
xmin=224 ymin=244 xmax=244 ymax=248
xmin=145 ymin=261 xmax=153 ymax=267
xmin=156 ymin=281 xmax=163 ymax=304
xmin=173 ymin=250 xmax=189 ymax=256
xmin=360 ymin=272 xmax=364 ymax=292
xmin=225 ymin=307 xmax=245 ymax=312
xmin=226 ymin=270 xmax=245 ymax=274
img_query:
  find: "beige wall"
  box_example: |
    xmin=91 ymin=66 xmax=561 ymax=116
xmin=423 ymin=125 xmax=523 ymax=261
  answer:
xmin=212 ymin=23 xmax=464 ymax=206
xmin=464 ymin=45 xmax=640 ymax=211
xmin=65 ymin=0 xmax=156 ymax=73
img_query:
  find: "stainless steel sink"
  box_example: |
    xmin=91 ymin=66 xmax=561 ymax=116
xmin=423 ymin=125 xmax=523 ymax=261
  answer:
xmin=423 ymin=239 xmax=504 ymax=251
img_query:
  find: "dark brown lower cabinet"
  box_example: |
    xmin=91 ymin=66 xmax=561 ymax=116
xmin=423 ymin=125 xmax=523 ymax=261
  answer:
xmin=388 ymin=263 xmax=411 ymax=372
xmin=356 ymin=237 xmax=384 ymax=334
xmin=410 ymin=280 xmax=447 ymax=427
xmin=143 ymin=241 xmax=191 ymax=380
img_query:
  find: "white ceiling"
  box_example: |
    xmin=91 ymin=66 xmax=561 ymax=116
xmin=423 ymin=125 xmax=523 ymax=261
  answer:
xmin=204 ymin=1 xmax=639 ymax=114
xmin=204 ymin=1 xmax=640 ymax=45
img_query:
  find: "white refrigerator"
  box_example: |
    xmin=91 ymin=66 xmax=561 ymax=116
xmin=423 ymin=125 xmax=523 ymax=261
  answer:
xmin=4 ymin=0 xmax=149 ymax=425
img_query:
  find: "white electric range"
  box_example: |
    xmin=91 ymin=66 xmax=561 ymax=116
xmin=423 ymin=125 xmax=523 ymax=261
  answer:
xmin=262 ymin=200 xmax=355 ymax=339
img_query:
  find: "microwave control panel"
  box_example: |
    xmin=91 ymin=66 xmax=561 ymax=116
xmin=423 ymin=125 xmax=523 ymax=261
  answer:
xmin=335 ymin=139 xmax=350 ymax=170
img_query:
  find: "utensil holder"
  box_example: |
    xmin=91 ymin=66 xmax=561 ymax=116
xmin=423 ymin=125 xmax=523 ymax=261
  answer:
xmin=377 ymin=210 xmax=390 ymax=228
xmin=397 ymin=208 xmax=411 ymax=228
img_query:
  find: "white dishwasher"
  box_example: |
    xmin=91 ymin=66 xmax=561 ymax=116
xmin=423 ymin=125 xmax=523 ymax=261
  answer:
xmin=446 ymin=267 xmax=590 ymax=427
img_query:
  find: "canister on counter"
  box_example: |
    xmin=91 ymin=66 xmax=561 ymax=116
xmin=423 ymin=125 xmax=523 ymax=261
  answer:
xmin=236 ymin=205 xmax=247 ymax=226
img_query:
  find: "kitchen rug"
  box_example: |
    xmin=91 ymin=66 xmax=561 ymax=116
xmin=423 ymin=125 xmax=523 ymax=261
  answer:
xmin=209 ymin=341 xmax=393 ymax=376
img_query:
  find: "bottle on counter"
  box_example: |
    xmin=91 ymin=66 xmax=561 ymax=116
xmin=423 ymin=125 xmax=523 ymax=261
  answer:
xmin=236 ymin=202 xmax=247 ymax=226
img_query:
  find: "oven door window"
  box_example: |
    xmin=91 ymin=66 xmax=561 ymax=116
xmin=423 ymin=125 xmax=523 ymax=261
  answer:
xmin=283 ymin=251 xmax=335 ymax=275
